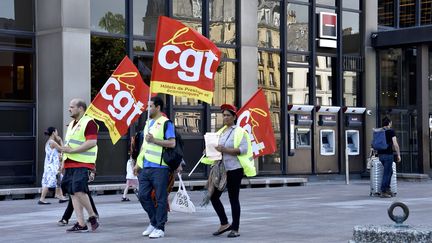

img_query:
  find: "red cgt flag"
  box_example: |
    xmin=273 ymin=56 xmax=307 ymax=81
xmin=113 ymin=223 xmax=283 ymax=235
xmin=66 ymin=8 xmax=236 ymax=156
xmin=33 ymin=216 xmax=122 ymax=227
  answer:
xmin=237 ymin=88 xmax=277 ymax=158
xmin=86 ymin=56 xmax=149 ymax=144
xmin=150 ymin=16 xmax=221 ymax=104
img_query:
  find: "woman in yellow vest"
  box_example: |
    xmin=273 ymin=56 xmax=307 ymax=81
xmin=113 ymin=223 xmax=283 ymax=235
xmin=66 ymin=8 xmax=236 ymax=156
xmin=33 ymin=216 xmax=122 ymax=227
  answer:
xmin=202 ymin=104 xmax=256 ymax=238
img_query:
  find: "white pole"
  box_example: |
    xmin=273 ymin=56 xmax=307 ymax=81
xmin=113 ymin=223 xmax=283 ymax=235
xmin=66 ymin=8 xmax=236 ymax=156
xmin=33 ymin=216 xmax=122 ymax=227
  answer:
xmin=345 ymin=147 xmax=349 ymax=185
xmin=188 ymin=154 xmax=205 ymax=177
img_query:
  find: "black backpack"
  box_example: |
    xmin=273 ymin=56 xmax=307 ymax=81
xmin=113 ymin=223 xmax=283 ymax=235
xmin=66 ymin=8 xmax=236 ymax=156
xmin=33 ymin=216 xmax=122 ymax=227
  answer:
xmin=131 ymin=130 xmax=144 ymax=161
xmin=160 ymin=120 xmax=184 ymax=171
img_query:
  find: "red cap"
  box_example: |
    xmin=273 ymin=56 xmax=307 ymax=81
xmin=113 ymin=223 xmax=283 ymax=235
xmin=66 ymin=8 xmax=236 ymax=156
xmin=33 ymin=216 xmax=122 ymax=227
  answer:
xmin=221 ymin=104 xmax=237 ymax=113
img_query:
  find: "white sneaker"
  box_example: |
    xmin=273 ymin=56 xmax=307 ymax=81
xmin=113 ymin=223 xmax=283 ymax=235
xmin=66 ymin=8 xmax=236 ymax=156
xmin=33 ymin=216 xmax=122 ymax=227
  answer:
xmin=149 ymin=229 xmax=165 ymax=238
xmin=142 ymin=224 xmax=155 ymax=236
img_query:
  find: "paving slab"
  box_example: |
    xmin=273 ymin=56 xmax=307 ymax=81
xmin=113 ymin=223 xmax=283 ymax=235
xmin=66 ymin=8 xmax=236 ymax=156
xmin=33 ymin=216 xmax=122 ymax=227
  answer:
xmin=1 ymin=180 xmax=431 ymax=243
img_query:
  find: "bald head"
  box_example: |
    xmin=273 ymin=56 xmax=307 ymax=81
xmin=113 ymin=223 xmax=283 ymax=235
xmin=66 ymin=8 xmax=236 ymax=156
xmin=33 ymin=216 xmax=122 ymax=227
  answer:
xmin=69 ymin=98 xmax=87 ymax=119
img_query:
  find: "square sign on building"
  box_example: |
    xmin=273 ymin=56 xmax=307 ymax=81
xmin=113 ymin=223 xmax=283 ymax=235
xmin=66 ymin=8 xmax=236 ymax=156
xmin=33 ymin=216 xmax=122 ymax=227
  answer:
xmin=318 ymin=12 xmax=337 ymax=48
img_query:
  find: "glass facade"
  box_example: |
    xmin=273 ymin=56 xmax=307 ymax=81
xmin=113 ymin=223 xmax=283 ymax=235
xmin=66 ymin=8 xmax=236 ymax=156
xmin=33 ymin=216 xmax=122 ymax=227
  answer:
xmin=379 ymin=0 xmax=432 ymax=27
xmin=0 ymin=0 xmax=35 ymax=185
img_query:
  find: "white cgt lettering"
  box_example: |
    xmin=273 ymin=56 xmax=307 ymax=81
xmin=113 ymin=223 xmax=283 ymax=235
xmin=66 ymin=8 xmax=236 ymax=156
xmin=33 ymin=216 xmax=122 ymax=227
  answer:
xmin=158 ymin=44 xmax=219 ymax=82
xmin=99 ymin=77 xmax=144 ymax=125
xmin=237 ymin=110 xmax=265 ymax=156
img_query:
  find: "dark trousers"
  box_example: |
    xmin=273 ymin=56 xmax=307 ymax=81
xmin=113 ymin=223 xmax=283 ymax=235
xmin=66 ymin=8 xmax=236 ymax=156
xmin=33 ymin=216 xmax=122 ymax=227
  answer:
xmin=211 ymin=168 xmax=243 ymax=231
xmin=138 ymin=167 xmax=169 ymax=231
xmin=379 ymin=154 xmax=393 ymax=193
xmin=61 ymin=192 xmax=98 ymax=221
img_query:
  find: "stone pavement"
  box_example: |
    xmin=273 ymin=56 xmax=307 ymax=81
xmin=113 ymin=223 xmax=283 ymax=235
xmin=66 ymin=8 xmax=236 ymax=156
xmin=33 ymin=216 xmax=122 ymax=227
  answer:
xmin=1 ymin=179 xmax=431 ymax=243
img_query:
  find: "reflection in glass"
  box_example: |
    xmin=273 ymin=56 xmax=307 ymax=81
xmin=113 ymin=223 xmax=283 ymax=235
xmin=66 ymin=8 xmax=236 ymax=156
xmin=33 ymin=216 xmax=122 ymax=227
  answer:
xmin=343 ymin=71 xmax=358 ymax=106
xmin=133 ymin=40 xmax=155 ymax=52
xmin=379 ymin=47 xmax=417 ymax=107
xmin=258 ymin=0 xmax=280 ymax=49
xmin=378 ymin=0 xmax=394 ymax=27
xmin=287 ymin=66 xmax=308 ymax=105
xmin=133 ymin=0 xmax=165 ymax=37
xmin=210 ymin=0 xmax=236 ymax=45
xmin=133 ymin=55 xmax=153 ymax=86
xmin=316 ymin=0 xmax=335 ymax=6
xmin=421 ymin=0 xmax=432 ymax=25
xmin=211 ymin=112 xmax=223 ymax=132
xmin=0 ymin=36 xmax=32 ymax=48
xmin=91 ymin=0 xmax=125 ymax=34
xmin=212 ymin=61 xmax=236 ymax=106
xmin=400 ymin=0 xmax=416 ymax=28
xmin=0 ymin=52 xmax=33 ymax=101
xmin=316 ymin=56 xmax=333 ymax=106
xmin=287 ymin=4 xmax=309 ymax=51
xmin=343 ymin=11 xmax=360 ymax=55
xmin=287 ymin=53 xmax=309 ymax=64
xmin=173 ymin=0 xmax=202 ymax=32
xmin=0 ymin=0 xmax=34 ymax=31
xmin=343 ymin=0 xmax=360 ymax=10
xmin=220 ymin=47 xmax=236 ymax=59
xmin=91 ymin=36 xmax=126 ymax=99
xmin=174 ymin=111 xmax=201 ymax=134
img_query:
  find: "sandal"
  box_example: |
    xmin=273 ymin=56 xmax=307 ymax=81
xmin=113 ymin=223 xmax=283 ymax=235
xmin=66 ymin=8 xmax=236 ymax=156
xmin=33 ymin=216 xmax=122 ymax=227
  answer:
xmin=121 ymin=197 xmax=130 ymax=202
xmin=212 ymin=224 xmax=231 ymax=236
xmin=227 ymin=230 xmax=240 ymax=238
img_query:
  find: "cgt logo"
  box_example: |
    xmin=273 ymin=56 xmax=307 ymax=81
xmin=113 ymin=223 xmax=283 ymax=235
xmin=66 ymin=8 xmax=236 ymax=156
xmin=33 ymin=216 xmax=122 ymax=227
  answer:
xmin=99 ymin=72 xmax=144 ymax=126
xmin=158 ymin=27 xmax=219 ymax=82
xmin=237 ymin=108 xmax=268 ymax=156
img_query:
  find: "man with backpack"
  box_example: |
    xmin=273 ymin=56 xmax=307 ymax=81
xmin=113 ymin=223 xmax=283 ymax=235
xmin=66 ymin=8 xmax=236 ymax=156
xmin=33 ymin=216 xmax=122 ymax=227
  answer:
xmin=373 ymin=117 xmax=401 ymax=198
xmin=133 ymin=96 xmax=176 ymax=238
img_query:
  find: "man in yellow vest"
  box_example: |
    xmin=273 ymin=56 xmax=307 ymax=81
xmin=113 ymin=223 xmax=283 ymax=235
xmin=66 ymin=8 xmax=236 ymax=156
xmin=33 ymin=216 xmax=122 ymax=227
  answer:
xmin=134 ymin=96 xmax=175 ymax=239
xmin=60 ymin=98 xmax=99 ymax=232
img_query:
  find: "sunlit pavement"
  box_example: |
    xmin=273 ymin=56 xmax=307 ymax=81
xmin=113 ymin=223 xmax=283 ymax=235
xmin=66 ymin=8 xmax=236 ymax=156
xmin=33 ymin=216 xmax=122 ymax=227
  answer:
xmin=1 ymin=180 xmax=431 ymax=243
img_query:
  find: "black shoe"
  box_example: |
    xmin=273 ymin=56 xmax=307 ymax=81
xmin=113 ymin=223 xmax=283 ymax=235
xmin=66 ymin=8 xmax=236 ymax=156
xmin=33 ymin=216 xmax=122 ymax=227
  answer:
xmin=88 ymin=216 xmax=99 ymax=231
xmin=380 ymin=192 xmax=392 ymax=198
xmin=37 ymin=200 xmax=51 ymax=205
xmin=227 ymin=230 xmax=240 ymax=238
xmin=57 ymin=219 xmax=68 ymax=226
xmin=121 ymin=197 xmax=130 ymax=202
xmin=66 ymin=222 xmax=88 ymax=233
xmin=59 ymin=199 xmax=69 ymax=203
xmin=212 ymin=225 xmax=231 ymax=236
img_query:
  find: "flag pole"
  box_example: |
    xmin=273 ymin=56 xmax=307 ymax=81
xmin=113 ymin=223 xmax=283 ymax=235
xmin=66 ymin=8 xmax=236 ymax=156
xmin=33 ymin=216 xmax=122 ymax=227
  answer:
xmin=188 ymin=154 xmax=205 ymax=177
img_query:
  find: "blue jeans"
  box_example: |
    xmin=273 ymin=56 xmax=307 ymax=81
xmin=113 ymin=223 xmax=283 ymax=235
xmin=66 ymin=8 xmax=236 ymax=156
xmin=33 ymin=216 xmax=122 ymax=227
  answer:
xmin=378 ymin=154 xmax=393 ymax=193
xmin=138 ymin=167 xmax=169 ymax=231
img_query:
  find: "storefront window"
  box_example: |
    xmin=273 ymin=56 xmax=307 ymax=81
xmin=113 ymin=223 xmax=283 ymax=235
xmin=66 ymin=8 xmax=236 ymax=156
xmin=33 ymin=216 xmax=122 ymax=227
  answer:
xmin=379 ymin=47 xmax=417 ymax=108
xmin=342 ymin=11 xmax=360 ymax=55
xmin=91 ymin=36 xmax=126 ymax=99
xmin=174 ymin=111 xmax=202 ymax=135
xmin=212 ymin=61 xmax=236 ymax=106
xmin=343 ymin=0 xmax=360 ymax=10
xmin=133 ymin=0 xmax=165 ymax=38
xmin=258 ymin=0 xmax=280 ymax=49
xmin=343 ymin=71 xmax=358 ymax=106
xmin=421 ymin=0 xmax=432 ymax=25
xmin=0 ymin=52 xmax=33 ymax=102
xmin=0 ymin=0 xmax=34 ymax=31
xmin=316 ymin=0 xmax=335 ymax=7
xmin=210 ymin=0 xmax=236 ymax=45
xmin=400 ymin=0 xmax=416 ymax=27
xmin=91 ymin=0 xmax=126 ymax=34
xmin=316 ymin=55 xmax=333 ymax=106
xmin=173 ymin=0 xmax=202 ymax=32
xmin=287 ymin=3 xmax=309 ymax=52
xmin=378 ymin=0 xmax=395 ymax=27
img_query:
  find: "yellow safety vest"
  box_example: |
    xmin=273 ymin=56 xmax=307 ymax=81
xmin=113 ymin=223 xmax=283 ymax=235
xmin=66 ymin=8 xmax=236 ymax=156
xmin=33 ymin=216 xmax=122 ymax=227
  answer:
xmin=202 ymin=125 xmax=256 ymax=177
xmin=64 ymin=115 xmax=98 ymax=163
xmin=136 ymin=116 xmax=169 ymax=168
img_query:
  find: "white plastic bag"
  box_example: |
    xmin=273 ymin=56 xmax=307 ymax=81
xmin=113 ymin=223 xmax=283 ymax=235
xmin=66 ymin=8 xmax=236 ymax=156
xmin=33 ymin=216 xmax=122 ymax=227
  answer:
xmin=170 ymin=173 xmax=196 ymax=213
